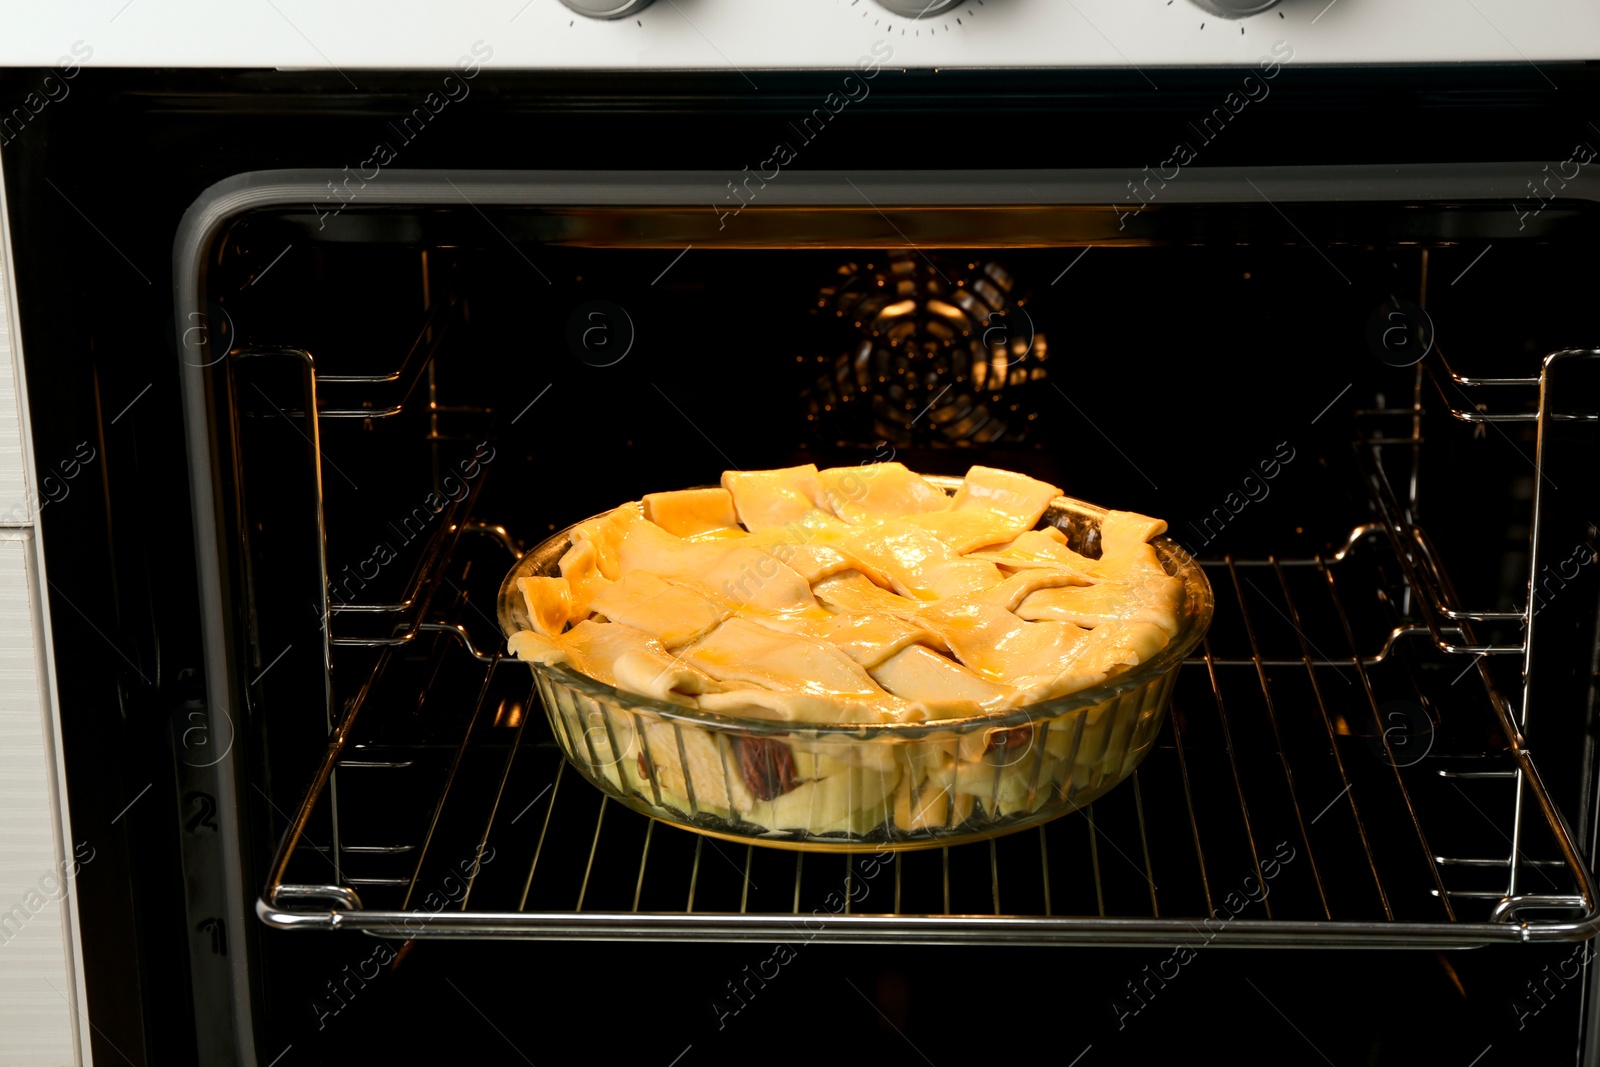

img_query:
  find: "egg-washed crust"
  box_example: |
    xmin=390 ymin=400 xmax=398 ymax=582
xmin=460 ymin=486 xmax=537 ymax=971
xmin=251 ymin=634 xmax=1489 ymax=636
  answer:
xmin=516 ymin=463 xmax=1180 ymax=723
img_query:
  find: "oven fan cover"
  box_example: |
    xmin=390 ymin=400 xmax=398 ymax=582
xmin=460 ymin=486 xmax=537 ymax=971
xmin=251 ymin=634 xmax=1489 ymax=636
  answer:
xmin=803 ymin=251 xmax=1049 ymax=449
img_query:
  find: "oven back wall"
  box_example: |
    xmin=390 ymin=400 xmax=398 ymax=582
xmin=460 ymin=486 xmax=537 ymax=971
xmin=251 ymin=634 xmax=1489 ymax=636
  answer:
xmin=2 ymin=64 xmax=1598 ymax=1066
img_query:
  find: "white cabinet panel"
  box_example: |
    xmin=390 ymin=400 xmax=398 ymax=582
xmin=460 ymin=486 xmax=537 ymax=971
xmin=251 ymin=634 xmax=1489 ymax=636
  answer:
xmin=0 ymin=531 xmax=81 ymax=1067
xmin=0 ymin=1 xmax=1596 ymax=68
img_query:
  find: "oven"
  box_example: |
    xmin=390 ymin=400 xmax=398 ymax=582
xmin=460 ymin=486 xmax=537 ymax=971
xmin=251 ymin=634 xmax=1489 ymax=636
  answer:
xmin=3 ymin=3 xmax=1600 ymax=1065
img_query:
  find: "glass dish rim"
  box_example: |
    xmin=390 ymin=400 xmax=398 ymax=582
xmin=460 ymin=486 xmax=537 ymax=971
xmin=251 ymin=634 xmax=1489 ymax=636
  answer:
xmin=497 ymin=474 xmax=1215 ymax=740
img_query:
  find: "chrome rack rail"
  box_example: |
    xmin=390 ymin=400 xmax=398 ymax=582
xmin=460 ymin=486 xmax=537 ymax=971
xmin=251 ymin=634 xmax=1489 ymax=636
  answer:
xmin=1426 ymin=344 xmax=1600 ymax=425
xmin=1359 ymin=444 xmax=1526 ymax=658
xmin=257 ymin=508 xmax=1600 ymax=948
xmin=235 ymin=296 xmax=460 ymax=421
xmin=296 ymin=296 xmax=458 ymax=420
xmin=1196 ymin=525 xmax=1502 ymax=668
xmin=326 ymin=472 xmax=498 ymax=650
xmin=233 ymin=292 xmax=503 ymax=653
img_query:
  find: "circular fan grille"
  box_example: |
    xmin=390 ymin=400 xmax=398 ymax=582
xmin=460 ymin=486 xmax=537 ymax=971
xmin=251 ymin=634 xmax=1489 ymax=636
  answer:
xmin=803 ymin=251 xmax=1048 ymax=448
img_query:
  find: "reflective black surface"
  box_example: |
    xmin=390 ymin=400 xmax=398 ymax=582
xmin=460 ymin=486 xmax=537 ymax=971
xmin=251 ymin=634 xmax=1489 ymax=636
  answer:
xmin=3 ymin=63 xmax=1599 ymax=1066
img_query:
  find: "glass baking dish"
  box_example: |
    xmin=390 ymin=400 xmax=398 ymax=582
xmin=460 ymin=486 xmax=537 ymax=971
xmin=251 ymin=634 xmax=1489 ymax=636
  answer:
xmin=497 ymin=476 xmax=1214 ymax=852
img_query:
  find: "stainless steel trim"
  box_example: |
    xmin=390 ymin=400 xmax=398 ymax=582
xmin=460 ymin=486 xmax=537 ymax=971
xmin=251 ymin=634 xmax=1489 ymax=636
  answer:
xmin=253 ymin=908 xmax=1596 ymax=948
xmin=173 ymin=164 xmax=1600 ymax=222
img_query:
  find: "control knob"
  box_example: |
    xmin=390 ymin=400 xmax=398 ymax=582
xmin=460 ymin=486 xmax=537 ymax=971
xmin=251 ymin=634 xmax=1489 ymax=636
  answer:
xmin=875 ymin=0 xmax=964 ymax=16
xmin=1189 ymin=0 xmax=1281 ymax=16
xmin=559 ymin=0 xmax=656 ymax=18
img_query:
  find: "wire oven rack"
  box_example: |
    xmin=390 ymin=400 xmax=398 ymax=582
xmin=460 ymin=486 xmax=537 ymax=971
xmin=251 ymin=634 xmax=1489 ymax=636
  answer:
xmin=258 ymin=502 xmax=1600 ymax=949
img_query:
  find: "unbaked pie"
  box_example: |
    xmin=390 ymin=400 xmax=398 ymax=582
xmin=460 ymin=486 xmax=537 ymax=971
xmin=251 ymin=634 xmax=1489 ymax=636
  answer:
xmin=503 ymin=463 xmax=1195 ymax=843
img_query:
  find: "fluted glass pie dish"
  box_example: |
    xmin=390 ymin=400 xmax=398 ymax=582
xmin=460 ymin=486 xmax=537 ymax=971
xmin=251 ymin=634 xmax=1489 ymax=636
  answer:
xmin=497 ymin=474 xmax=1213 ymax=851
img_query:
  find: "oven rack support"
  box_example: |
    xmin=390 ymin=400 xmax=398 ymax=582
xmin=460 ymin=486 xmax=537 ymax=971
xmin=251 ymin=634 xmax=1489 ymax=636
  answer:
xmin=230 ymin=296 xmax=498 ymax=656
xmin=1367 ymin=337 xmax=1600 ymax=916
xmin=252 ymin=296 xmax=460 ymax=421
xmin=1390 ymin=343 xmax=1600 ymax=852
xmin=1427 ymin=345 xmax=1600 ymax=426
xmin=1359 ymin=446 xmax=1525 ymax=658
xmin=1365 ymin=349 xmax=1600 ymax=666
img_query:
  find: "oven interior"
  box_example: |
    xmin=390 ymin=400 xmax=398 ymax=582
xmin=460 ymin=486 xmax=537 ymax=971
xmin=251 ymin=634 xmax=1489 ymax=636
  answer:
xmin=191 ymin=191 xmax=1600 ymax=1060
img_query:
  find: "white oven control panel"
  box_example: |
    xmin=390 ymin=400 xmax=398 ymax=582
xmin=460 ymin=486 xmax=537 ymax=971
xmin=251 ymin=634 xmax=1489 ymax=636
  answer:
xmin=0 ymin=0 xmax=1595 ymax=68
